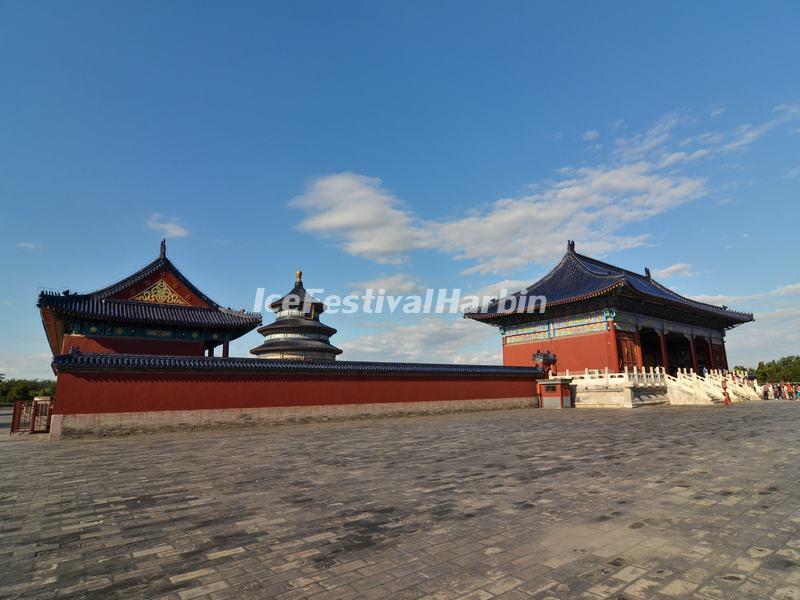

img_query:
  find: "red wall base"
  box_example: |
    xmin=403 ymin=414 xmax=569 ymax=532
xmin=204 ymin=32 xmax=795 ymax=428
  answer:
xmin=61 ymin=335 xmax=206 ymax=356
xmin=503 ymin=331 xmax=617 ymax=372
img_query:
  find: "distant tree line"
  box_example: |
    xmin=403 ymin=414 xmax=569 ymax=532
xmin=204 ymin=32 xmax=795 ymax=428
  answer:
xmin=0 ymin=374 xmax=56 ymax=404
xmin=735 ymin=356 xmax=800 ymax=383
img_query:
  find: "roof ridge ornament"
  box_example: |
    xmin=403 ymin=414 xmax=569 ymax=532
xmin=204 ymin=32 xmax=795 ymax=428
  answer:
xmin=295 ymin=270 xmax=302 ymax=284
xmin=160 ymin=239 xmax=166 ymax=259
xmin=645 ymin=267 xmax=651 ymax=279
xmin=567 ymin=240 xmax=575 ymax=253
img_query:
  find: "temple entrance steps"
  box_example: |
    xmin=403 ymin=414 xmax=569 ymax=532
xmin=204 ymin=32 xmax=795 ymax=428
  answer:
xmin=666 ymin=369 xmax=761 ymax=405
xmin=704 ymin=369 xmax=762 ymax=402
xmin=666 ymin=372 xmax=719 ymax=405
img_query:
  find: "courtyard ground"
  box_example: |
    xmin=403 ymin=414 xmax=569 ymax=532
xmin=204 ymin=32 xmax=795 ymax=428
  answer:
xmin=2 ymin=401 xmax=800 ymax=600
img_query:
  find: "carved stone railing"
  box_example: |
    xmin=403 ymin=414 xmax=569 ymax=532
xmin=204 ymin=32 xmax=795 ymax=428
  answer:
xmin=703 ymin=369 xmax=761 ymax=401
xmin=549 ymin=366 xmax=764 ymax=407
xmin=554 ymin=366 xmax=666 ymax=388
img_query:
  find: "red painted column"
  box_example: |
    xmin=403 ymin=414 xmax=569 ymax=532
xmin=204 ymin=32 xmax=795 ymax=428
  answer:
xmin=222 ymin=341 xmax=230 ymax=358
xmin=608 ymin=320 xmax=620 ymax=371
xmin=634 ymin=328 xmax=644 ymax=369
xmin=688 ymin=335 xmax=698 ymax=373
xmin=705 ymin=337 xmax=715 ymax=370
xmin=658 ymin=330 xmax=669 ymax=371
xmin=720 ymin=343 xmax=729 ymax=370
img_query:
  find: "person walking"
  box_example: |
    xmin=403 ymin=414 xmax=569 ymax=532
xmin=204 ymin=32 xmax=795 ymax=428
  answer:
xmin=762 ymin=382 xmax=770 ymax=401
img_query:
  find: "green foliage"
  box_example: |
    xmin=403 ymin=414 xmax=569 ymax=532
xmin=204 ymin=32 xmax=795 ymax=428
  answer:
xmin=753 ymin=356 xmax=800 ymax=383
xmin=0 ymin=378 xmax=56 ymax=404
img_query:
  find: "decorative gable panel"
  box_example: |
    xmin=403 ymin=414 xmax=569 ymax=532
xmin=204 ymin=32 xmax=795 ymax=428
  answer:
xmin=130 ymin=279 xmax=190 ymax=305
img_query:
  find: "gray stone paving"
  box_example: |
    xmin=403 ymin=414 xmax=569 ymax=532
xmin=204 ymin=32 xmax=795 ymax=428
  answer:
xmin=2 ymin=401 xmax=800 ymax=599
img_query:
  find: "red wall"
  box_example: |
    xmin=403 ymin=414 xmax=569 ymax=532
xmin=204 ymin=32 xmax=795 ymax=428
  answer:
xmin=61 ymin=334 xmax=205 ymax=356
xmin=53 ymin=372 xmax=539 ymax=415
xmin=503 ymin=330 xmax=617 ymax=372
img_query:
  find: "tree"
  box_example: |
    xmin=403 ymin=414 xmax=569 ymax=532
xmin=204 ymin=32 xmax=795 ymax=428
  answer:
xmin=753 ymin=356 xmax=800 ymax=383
xmin=0 ymin=379 xmax=56 ymax=404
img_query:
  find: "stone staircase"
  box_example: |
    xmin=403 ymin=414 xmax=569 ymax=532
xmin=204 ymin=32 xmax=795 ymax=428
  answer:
xmin=631 ymin=387 xmax=670 ymax=408
xmin=666 ymin=369 xmax=761 ymax=405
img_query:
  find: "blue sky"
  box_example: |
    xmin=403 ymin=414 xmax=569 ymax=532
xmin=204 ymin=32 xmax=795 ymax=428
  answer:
xmin=2 ymin=2 xmax=799 ymax=378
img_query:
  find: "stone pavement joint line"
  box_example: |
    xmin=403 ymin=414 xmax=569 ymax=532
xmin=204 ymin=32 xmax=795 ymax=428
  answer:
xmin=2 ymin=401 xmax=800 ymax=599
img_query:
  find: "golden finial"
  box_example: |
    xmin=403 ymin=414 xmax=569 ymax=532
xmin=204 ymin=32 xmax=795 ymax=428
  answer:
xmin=295 ymin=270 xmax=302 ymax=283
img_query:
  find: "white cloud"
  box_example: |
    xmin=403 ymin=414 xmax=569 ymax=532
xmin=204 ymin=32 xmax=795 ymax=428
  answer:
xmin=293 ymin=161 xmax=705 ymax=276
xmin=721 ymin=121 xmax=780 ymax=153
xmin=691 ymin=293 xmax=734 ymax=305
xmin=774 ymin=103 xmax=800 ymax=119
xmin=710 ymin=106 xmax=726 ymax=118
xmin=429 ymin=161 xmax=705 ymax=274
xmin=652 ymin=263 xmax=695 ymax=279
xmin=680 ymin=131 xmax=725 ymax=148
xmin=16 ymin=242 xmax=40 ymax=250
xmin=581 ymin=129 xmax=600 ymax=141
xmin=610 ymin=119 xmax=628 ymax=130
xmin=468 ymin=279 xmax=531 ymax=301
xmin=727 ymin=305 xmax=800 ymax=368
xmin=146 ymin=213 xmax=189 ymax=238
xmin=718 ymin=103 xmax=800 ymax=153
xmin=348 ymin=273 xmax=424 ymax=295
xmin=291 ymin=173 xmax=430 ymax=264
xmin=290 ymin=105 xmax=797 ymax=276
xmin=691 ymin=282 xmax=800 ymax=306
xmin=658 ymin=148 xmax=709 ymax=168
xmin=0 ymin=352 xmax=54 ymax=379
xmin=612 ymin=111 xmax=683 ymax=162
xmin=339 ymin=316 xmax=501 ymax=364
xmin=784 ymin=165 xmax=800 ymax=179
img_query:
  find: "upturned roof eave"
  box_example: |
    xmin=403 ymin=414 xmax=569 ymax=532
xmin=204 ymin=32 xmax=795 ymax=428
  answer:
xmin=249 ymin=339 xmax=343 ymax=356
xmin=256 ymin=319 xmax=337 ymax=337
xmin=466 ymin=279 xmax=754 ymax=326
xmin=36 ymin=297 xmax=262 ymax=331
xmin=465 ymin=246 xmax=755 ymax=325
xmin=465 ymin=281 xmax=624 ymax=321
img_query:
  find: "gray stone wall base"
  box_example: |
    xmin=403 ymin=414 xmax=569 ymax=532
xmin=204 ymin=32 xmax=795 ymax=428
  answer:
xmin=573 ymin=386 xmax=634 ymax=409
xmin=50 ymin=397 xmax=537 ymax=439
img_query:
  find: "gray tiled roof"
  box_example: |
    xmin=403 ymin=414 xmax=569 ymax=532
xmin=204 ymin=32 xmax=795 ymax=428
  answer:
xmin=466 ymin=244 xmax=753 ymax=326
xmin=38 ymin=251 xmax=261 ymax=331
xmin=52 ymin=351 xmax=543 ymax=377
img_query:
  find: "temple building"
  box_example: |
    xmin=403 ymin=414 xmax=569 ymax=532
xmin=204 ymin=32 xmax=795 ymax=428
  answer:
xmin=465 ymin=241 xmax=753 ymax=375
xmin=250 ymin=271 xmax=342 ymax=361
xmin=31 ymin=245 xmax=544 ymax=439
xmin=38 ymin=240 xmax=262 ymax=357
